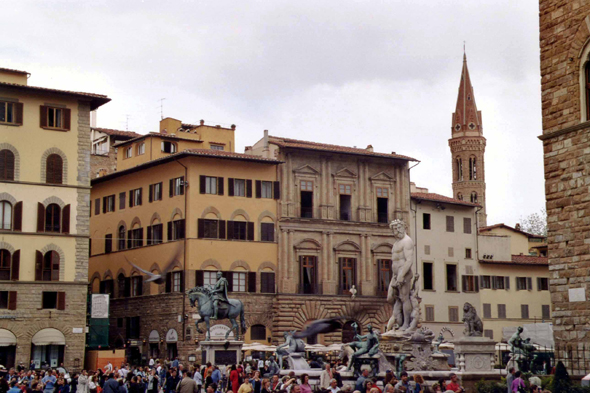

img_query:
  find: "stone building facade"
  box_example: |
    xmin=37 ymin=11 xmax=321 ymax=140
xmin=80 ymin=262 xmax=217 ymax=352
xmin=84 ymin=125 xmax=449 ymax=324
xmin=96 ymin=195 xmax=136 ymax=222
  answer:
xmin=249 ymin=133 xmax=416 ymax=343
xmin=538 ymin=1 xmax=590 ymax=362
xmin=0 ymin=67 xmax=110 ymax=370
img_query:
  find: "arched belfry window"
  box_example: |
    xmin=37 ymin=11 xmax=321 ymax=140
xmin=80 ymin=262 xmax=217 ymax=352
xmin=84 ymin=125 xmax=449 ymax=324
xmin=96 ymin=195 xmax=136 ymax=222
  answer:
xmin=471 ymin=192 xmax=478 ymax=203
xmin=456 ymin=158 xmax=463 ymax=181
xmin=469 ymin=157 xmax=477 ymax=180
xmin=586 ymin=62 xmax=590 ymax=120
xmin=457 ymin=193 xmax=463 ymax=201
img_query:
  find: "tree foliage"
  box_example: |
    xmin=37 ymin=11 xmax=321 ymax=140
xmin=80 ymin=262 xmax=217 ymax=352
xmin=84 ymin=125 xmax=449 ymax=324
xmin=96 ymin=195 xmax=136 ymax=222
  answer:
xmin=519 ymin=208 xmax=547 ymax=236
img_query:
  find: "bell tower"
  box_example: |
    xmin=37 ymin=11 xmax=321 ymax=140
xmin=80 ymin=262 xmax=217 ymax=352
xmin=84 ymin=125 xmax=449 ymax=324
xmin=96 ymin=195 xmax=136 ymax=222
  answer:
xmin=449 ymin=53 xmax=487 ymax=226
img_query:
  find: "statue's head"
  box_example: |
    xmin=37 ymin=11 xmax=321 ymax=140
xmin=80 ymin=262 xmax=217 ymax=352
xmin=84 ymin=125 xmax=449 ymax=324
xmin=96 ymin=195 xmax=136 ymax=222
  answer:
xmin=463 ymin=302 xmax=474 ymax=313
xmin=389 ymin=219 xmax=407 ymax=237
xmin=367 ymin=324 xmax=373 ymax=332
xmin=517 ymin=326 xmax=524 ymax=333
xmin=216 ymin=271 xmax=223 ymax=279
xmin=283 ymin=332 xmax=289 ymax=338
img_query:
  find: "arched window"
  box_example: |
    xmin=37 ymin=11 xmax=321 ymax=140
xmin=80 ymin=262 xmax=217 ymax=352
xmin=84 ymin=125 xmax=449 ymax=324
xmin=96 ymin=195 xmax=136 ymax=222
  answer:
xmin=118 ymin=273 xmax=128 ymax=298
xmin=0 ymin=150 xmax=15 ymax=181
xmin=471 ymin=192 xmax=478 ymax=203
xmin=118 ymin=225 xmax=126 ymax=250
xmin=46 ymin=154 xmax=63 ymax=184
xmin=42 ymin=251 xmax=60 ymax=281
xmin=456 ymin=157 xmax=463 ymax=181
xmin=45 ymin=204 xmax=61 ymax=233
xmin=469 ymin=157 xmax=477 ymax=180
xmin=457 ymin=193 xmax=463 ymax=201
xmin=0 ymin=201 xmax=12 ymax=230
xmin=0 ymin=249 xmax=10 ymax=280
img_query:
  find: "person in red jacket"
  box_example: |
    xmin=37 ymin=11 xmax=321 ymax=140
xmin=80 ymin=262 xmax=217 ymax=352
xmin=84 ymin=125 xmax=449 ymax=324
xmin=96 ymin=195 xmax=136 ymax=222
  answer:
xmin=230 ymin=366 xmax=239 ymax=393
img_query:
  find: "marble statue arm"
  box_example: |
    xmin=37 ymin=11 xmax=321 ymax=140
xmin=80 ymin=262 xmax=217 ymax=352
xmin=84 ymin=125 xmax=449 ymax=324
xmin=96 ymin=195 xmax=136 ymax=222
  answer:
xmin=276 ymin=342 xmax=288 ymax=350
xmin=355 ymin=333 xmax=369 ymax=340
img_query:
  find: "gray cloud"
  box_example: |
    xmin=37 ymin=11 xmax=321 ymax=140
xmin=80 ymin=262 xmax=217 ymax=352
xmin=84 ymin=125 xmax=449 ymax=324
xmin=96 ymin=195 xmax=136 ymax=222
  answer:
xmin=2 ymin=0 xmax=545 ymax=225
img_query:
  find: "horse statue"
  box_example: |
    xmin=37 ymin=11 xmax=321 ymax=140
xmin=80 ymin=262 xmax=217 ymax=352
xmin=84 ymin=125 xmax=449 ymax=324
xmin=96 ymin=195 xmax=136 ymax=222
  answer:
xmin=186 ymin=285 xmax=246 ymax=340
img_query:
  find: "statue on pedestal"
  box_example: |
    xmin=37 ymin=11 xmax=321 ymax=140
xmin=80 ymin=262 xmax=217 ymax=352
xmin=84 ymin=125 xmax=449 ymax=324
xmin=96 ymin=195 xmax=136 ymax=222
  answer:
xmin=462 ymin=302 xmax=483 ymax=337
xmin=186 ymin=273 xmax=246 ymax=340
xmin=276 ymin=331 xmax=306 ymax=369
xmin=386 ymin=220 xmax=420 ymax=334
xmin=344 ymin=323 xmax=380 ymax=375
xmin=507 ymin=326 xmax=537 ymax=372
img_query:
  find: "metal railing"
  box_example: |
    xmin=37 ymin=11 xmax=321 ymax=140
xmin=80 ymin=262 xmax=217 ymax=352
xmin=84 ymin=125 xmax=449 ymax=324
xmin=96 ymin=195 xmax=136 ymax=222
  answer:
xmin=496 ymin=344 xmax=590 ymax=376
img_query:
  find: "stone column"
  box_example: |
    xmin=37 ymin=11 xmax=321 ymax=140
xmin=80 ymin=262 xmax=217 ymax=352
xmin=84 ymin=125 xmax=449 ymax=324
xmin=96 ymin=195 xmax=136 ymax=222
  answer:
xmin=288 ymin=230 xmax=295 ymax=292
xmin=281 ymin=229 xmax=288 ymax=292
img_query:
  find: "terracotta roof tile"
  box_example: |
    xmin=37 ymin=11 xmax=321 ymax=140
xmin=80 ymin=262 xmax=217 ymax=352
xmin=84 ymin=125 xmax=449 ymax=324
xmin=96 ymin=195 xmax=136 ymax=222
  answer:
xmin=479 ymin=223 xmax=546 ymax=239
xmin=269 ymin=135 xmax=418 ymax=161
xmin=480 ymin=254 xmax=548 ymax=266
xmin=92 ymin=127 xmax=141 ymax=138
xmin=0 ymin=81 xmax=110 ymax=110
xmin=0 ymin=67 xmax=29 ymax=75
xmin=184 ymin=148 xmax=280 ymax=163
xmin=411 ymin=192 xmax=480 ymax=207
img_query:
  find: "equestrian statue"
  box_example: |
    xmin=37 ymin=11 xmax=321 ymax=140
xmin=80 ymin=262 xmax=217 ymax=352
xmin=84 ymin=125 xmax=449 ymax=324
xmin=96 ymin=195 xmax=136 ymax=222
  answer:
xmin=186 ymin=271 xmax=246 ymax=340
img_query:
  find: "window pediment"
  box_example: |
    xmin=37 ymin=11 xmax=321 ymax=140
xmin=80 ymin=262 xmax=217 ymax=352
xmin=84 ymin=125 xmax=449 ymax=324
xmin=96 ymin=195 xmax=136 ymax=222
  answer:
xmin=370 ymin=171 xmax=396 ymax=182
xmin=293 ymin=164 xmax=320 ymax=175
xmin=333 ymin=168 xmax=357 ymax=179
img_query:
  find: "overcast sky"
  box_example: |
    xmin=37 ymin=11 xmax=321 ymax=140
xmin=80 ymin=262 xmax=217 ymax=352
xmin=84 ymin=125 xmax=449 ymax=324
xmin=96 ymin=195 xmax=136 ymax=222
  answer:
xmin=4 ymin=0 xmax=544 ymax=226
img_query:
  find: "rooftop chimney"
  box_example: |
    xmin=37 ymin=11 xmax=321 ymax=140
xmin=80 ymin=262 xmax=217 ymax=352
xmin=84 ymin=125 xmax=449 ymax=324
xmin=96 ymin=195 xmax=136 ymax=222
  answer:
xmin=263 ymin=130 xmax=270 ymax=158
xmin=366 ymin=145 xmax=373 ymax=152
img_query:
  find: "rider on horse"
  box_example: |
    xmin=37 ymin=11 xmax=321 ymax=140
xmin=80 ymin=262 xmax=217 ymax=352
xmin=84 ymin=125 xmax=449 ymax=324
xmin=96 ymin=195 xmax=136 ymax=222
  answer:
xmin=211 ymin=271 xmax=229 ymax=320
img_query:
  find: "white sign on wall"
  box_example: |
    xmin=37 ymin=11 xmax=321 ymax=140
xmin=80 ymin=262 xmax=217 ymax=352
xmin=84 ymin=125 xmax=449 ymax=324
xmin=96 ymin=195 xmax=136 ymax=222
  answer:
xmin=166 ymin=329 xmax=178 ymax=343
xmin=209 ymin=324 xmax=234 ymax=340
xmin=569 ymin=287 xmax=586 ymax=302
xmin=91 ymin=294 xmax=110 ymax=318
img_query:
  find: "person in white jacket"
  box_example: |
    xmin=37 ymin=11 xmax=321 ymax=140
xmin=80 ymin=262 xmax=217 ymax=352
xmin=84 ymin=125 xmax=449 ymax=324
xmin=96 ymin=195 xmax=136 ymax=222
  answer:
xmin=77 ymin=371 xmax=89 ymax=393
xmin=319 ymin=364 xmax=333 ymax=390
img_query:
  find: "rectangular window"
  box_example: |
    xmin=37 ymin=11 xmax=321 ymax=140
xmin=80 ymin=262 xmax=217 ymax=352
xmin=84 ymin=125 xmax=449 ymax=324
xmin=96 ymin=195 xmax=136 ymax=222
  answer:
xmin=203 ymin=219 xmax=219 ymax=239
xmin=542 ymin=305 xmax=551 ymax=320
xmin=129 ymin=228 xmax=143 ymax=248
xmin=42 ymin=292 xmax=58 ymax=309
xmin=339 ymin=257 xmax=356 ymax=294
xmin=446 ymin=216 xmax=455 ymax=232
xmin=425 ymin=305 xmax=435 ymax=322
xmin=94 ymin=198 xmax=100 ymax=215
xmin=521 ymin=304 xmax=530 ymax=319
xmin=424 ymin=245 xmax=430 ymax=255
xmin=260 ymin=272 xmax=275 ymax=294
xmin=483 ymin=303 xmax=491 ymax=318
xmin=378 ymin=259 xmax=392 ymax=296
xmin=462 ymin=275 xmax=478 ymax=292
xmin=300 ymin=256 xmax=317 ymax=294
xmin=493 ymin=276 xmax=507 ymax=290
xmin=377 ymin=197 xmax=388 ymax=223
xmin=465 ymin=248 xmax=472 ymax=259
xmin=103 ymin=195 xmax=115 ymax=213
xmin=171 ymin=177 xmax=185 ymax=197
xmin=537 ymin=277 xmax=549 ymax=291
xmin=233 ymin=221 xmax=248 ymax=240
xmin=0 ymin=292 xmax=7 ymax=309
xmin=119 ymin=192 xmax=126 ymax=210
xmin=448 ymin=247 xmax=454 ymax=257
xmin=301 ymin=180 xmax=313 ymax=191
xmin=301 ymin=189 xmax=313 ymax=218
xmin=137 ymin=143 xmax=145 ymax=155
xmin=484 ymin=330 xmax=494 ymax=340
xmin=449 ymin=306 xmax=459 ymax=322
xmin=131 ymin=276 xmax=142 ymax=297
xmin=339 ymin=194 xmax=352 ymax=221
xmin=234 ymin=179 xmax=246 ymax=197
xmin=0 ymin=101 xmax=22 ymax=125
xmin=172 ymin=271 xmax=182 ymax=292
xmin=261 ymin=181 xmax=273 ymax=198
xmin=261 ymin=222 xmax=275 ymax=242
xmin=205 ymin=177 xmax=217 ymax=194
xmin=480 ymin=275 xmax=491 ymax=289
xmin=203 ymin=271 xmax=217 ymax=289
xmin=423 ymin=213 xmax=431 ymax=230
xmin=232 ymin=272 xmax=247 ymax=292
xmin=171 ymin=219 xmax=185 ymax=241
xmin=446 ymin=264 xmax=457 ymax=291
xmin=161 ymin=141 xmax=177 ymax=153
xmin=339 ymin=184 xmax=352 ymax=194
xmin=150 ymin=182 xmax=162 ymax=202
xmin=129 ymin=188 xmax=142 ymax=207
xmin=48 ymin=107 xmax=63 ymax=129
xmin=423 ymin=262 xmax=434 ymax=290
xmin=152 ymin=224 xmax=163 ymax=244
xmin=125 ymin=146 xmax=133 ymax=159
xmin=376 ymin=187 xmax=388 ymax=198
xmin=127 ymin=316 xmax=141 ymax=339
xmin=210 ymin=144 xmax=224 ymax=151
xmin=105 ymin=234 xmax=112 ymax=254
xmin=463 ymin=217 xmax=472 ymax=234
xmin=516 ymin=277 xmax=532 ymax=291
xmin=498 ymin=304 xmax=507 ymax=319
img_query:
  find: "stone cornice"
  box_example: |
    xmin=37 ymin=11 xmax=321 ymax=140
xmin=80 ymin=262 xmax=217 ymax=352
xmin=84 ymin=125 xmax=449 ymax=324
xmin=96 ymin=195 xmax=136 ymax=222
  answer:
xmin=538 ymin=120 xmax=590 ymax=141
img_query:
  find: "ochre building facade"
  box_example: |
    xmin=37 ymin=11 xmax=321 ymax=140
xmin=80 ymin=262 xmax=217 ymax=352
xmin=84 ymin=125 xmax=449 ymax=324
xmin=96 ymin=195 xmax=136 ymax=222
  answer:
xmin=0 ymin=67 xmax=110 ymax=370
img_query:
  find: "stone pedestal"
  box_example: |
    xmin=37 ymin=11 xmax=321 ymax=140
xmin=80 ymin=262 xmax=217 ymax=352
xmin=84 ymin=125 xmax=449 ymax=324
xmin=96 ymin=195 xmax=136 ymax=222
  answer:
xmin=452 ymin=336 xmax=496 ymax=373
xmin=200 ymin=340 xmax=243 ymax=366
xmin=287 ymin=352 xmax=309 ymax=370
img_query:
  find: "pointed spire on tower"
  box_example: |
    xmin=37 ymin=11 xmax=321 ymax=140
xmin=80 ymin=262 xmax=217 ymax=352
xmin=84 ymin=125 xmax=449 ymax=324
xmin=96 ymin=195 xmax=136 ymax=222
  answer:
xmin=452 ymin=51 xmax=482 ymax=134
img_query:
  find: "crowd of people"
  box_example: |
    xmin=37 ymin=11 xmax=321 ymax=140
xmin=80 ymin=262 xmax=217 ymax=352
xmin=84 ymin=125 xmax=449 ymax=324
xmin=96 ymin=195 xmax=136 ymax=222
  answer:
xmin=0 ymin=358 xmax=552 ymax=393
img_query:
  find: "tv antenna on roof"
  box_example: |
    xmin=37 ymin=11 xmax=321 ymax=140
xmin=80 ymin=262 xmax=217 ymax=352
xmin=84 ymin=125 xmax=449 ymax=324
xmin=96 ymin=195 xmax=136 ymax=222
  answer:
xmin=159 ymin=98 xmax=166 ymax=120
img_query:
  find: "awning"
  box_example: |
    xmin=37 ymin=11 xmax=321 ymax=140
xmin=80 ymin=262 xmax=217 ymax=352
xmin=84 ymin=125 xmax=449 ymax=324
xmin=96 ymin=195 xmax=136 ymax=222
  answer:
xmin=149 ymin=330 xmax=160 ymax=343
xmin=31 ymin=328 xmax=66 ymax=346
xmin=166 ymin=329 xmax=178 ymax=343
xmin=0 ymin=329 xmax=16 ymax=347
